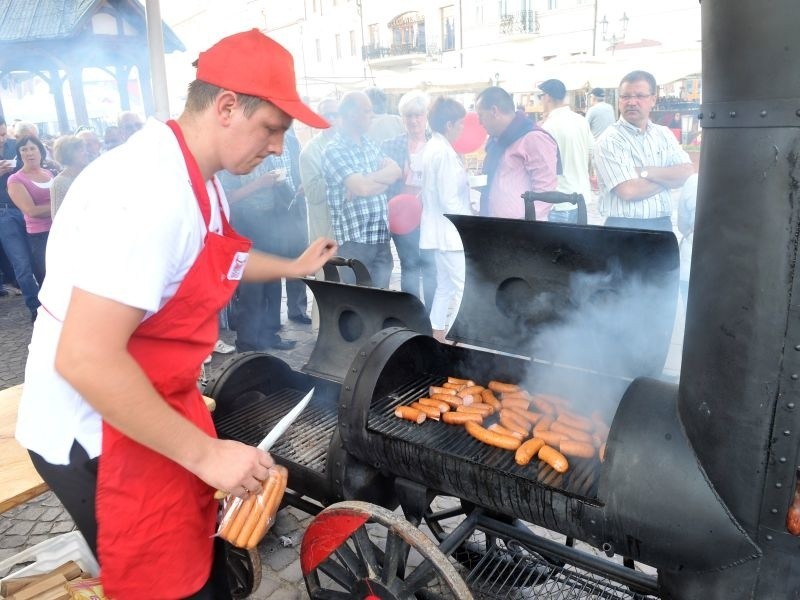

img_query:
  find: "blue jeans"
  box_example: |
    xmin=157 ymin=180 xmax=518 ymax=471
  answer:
xmin=337 ymin=241 xmax=393 ymax=288
xmin=0 ymin=206 xmax=40 ymax=313
xmin=391 ymin=229 xmax=437 ymax=312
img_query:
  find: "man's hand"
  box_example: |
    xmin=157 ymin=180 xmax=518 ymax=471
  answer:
xmin=194 ymin=440 xmax=275 ymax=499
xmin=293 ymin=237 xmax=338 ymax=277
xmin=0 ymin=160 xmax=14 ymax=176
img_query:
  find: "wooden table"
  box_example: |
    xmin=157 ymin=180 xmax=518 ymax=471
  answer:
xmin=0 ymin=385 xmax=217 ymax=514
xmin=0 ymin=385 xmax=47 ymax=514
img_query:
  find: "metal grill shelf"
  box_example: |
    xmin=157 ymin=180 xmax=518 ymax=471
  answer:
xmin=366 ymin=374 xmax=603 ymax=502
xmin=214 ymin=387 xmax=337 ymax=474
xmin=466 ymin=540 xmax=657 ymax=600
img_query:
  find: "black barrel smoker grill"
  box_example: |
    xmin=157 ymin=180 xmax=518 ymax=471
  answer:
xmin=209 ymin=2 xmax=800 ymax=597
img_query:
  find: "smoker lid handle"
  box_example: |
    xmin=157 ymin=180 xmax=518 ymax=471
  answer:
xmin=521 ymin=191 xmax=588 ymax=225
xmin=322 ymin=256 xmax=374 ymax=287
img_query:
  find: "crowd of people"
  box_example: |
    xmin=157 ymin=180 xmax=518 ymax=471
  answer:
xmin=0 ymin=67 xmax=698 ymax=349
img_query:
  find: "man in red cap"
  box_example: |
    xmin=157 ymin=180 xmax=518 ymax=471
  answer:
xmin=16 ymin=30 xmax=336 ymax=599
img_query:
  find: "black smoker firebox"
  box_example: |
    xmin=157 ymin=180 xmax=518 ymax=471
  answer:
xmin=209 ymin=2 xmax=800 ymax=598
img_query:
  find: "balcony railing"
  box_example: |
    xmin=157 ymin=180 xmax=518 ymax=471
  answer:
xmin=362 ymin=43 xmax=427 ymax=60
xmin=499 ymin=10 xmax=540 ymax=35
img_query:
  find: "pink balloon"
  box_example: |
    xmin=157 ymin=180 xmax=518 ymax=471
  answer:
xmin=387 ymin=193 xmax=422 ymax=235
xmin=452 ymin=112 xmax=488 ymax=154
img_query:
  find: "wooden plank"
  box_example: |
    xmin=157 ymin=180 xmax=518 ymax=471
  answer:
xmin=0 ymin=385 xmax=48 ymax=514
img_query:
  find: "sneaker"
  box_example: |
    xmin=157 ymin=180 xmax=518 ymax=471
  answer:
xmin=268 ymin=338 xmax=297 ymax=351
xmin=288 ymin=314 xmax=312 ymax=325
xmin=203 ymin=354 xmax=213 ymax=365
xmin=213 ymin=340 xmax=236 ymax=354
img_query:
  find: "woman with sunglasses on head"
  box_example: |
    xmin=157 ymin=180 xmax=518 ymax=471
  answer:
xmin=8 ymin=135 xmax=53 ymax=288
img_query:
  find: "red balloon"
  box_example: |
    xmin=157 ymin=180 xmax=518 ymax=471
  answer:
xmin=387 ymin=193 xmax=422 ymax=235
xmin=452 ymin=112 xmax=488 ymax=154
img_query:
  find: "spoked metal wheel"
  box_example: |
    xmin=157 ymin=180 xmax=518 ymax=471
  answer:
xmin=301 ymin=501 xmax=473 ymax=600
xmin=225 ymin=543 xmax=262 ymax=599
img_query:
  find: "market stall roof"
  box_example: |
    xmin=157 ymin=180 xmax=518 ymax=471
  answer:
xmin=0 ymin=0 xmax=184 ymax=130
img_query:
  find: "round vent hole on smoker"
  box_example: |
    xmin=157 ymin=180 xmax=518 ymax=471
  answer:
xmin=338 ymin=309 xmax=365 ymax=342
xmin=382 ymin=317 xmax=406 ymax=329
xmin=496 ymin=277 xmax=533 ymax=318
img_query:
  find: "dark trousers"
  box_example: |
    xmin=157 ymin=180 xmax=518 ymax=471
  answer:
xmin=391 ymin=229 xmax=436 ymax=313
xmin=337 ymin=241 xmax=393 ymax=288
xmin=604 ymin=216 xmax=673 ymax=232
xmin=27 ymin=230 xmax=48 ymax=286
xmin=273 ymin=200 xmax=309 ymax=319
xmin=233 ymin=280 xmax=283 ymax=351
xmin=28 ymin=440 xmax=99 ymax=558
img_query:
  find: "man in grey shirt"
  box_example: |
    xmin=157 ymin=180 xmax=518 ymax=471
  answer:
xmin=585 ymin=88 xmax=615 ymax=138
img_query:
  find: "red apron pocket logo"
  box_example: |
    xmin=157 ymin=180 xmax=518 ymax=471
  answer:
xmin=227 ymin=252 xmax=249 ymax=280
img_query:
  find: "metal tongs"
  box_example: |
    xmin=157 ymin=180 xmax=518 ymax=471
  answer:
xmin=214 ymin=388 xmax=314 ymax=499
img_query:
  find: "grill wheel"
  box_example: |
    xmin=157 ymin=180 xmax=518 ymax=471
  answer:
xmin=301 ymin=501 xmax=473 ymax=600
xmin=224 ymin=543 xmax=261 ymax=599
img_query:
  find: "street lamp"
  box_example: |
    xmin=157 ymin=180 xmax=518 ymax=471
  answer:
xmin=601 ymin=11 xmax=629 ymax=54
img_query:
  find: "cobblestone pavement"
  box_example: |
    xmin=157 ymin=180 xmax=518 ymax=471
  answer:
xmin=1 ymin=203 xmax=677 ymax=595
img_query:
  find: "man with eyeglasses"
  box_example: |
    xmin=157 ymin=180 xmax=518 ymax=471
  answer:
xmin=594 ymin=70 xmax=694 ymax=231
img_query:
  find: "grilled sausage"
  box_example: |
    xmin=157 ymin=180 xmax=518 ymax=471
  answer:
xmin=431 ymin=393 xmax=467 ymax=407
xmin=559 ymin=439 xmax=596 ymax=459
xmin=442 ymin=411 xmax=483 ymax=424
xmin=556 ymin=412 xmax=594 ymax=432
xmin=502 ymin=390 xmax=531 ymax=402
xmin=465 ymin=420 xmax=522 ymax=450
xmin=536 ymin=430 xmax=568 ymax=447
xmin=538 ymin=445 xmax=569 ymax=473
xmin=418 ymin=397 xmax=451 ymax=413
xmin=488 ymin=380 xmax=520 ymax=393
xmin=550 ymin=421 xmax=594 ymax=443
xmin=430 ymin=386 xmax=457 ymax=396
xmin=499 ymin=409 xmax=531 ymax=435
xmin=480 ymin=389 xmax=502 ymax=410
xmin=501 ymin=397 xmax=531 ymax=411
xmin=515 ymin=437 xmax=546 ymax=465
xmin=395 ymin=406 xmax=426 ymax=424
xmin=488 ymin=423 xmax=526 ymax=441
xmin=442 ymin=382 xmax=464 ymax=390
xmin=410 ymin=402 xmax=441 ymax=420
xmin=456 ymin=404 xmax=493 ymax=416
xmin=448 ymin=376 xmax=475 ymax=386
xmin=507 ymin=407 xmax=543 ymax=426
xmin=533 ymin=417 xmax=555 ymax=435
xmin=530 ymin=395 xmax=557 ymax=416
xmin=459 ymin=385 xmax=485 ymax=397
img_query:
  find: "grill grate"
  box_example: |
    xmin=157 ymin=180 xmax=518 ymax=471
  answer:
xmin=214 ymin=387 xmax=337 ymax=473
xmin=465 ymin=539 xmax=657 ymax=600
xmin=367 ymin=374 xmax=602 ymax=501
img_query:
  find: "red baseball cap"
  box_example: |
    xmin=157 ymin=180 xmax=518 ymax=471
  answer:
xmin=196 ymin=29 xmax=329 ymax=129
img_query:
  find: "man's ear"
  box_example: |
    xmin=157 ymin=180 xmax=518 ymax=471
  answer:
xmin=214 ymin=91 xmax=239 ymax=125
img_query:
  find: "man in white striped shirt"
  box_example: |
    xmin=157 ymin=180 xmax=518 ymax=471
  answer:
xmin=594 ymin=70 xmax=694 ymax=231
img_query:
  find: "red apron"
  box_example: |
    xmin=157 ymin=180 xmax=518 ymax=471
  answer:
xmin=96 ymin=120 xmax=251 ymax=599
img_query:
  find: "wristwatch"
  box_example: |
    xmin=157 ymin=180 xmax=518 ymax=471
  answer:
xmin=640 ymin=169 xmax=650 ymax=179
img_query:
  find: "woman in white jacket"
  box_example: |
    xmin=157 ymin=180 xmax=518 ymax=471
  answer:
xmin=420 ymin=97 xmax=471 ymax=343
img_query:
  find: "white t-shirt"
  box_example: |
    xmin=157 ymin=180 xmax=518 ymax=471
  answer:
xmin=541 ymin=105 xmax=594 ymax=211
xmin=16 ymin=119 xmax=229 ymax=465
